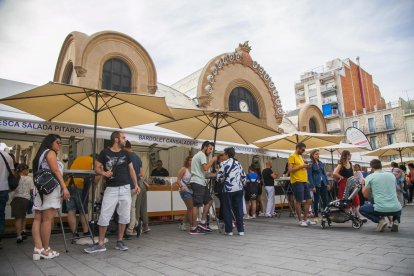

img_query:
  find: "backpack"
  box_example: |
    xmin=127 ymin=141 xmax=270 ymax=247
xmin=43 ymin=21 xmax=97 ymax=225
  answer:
xmin=244 ymin=174 xmax=259 ymax=199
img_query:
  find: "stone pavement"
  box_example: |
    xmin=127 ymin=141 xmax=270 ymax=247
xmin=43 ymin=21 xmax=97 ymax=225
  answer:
xmin=1 ymin=205 xmax=413 ymax=276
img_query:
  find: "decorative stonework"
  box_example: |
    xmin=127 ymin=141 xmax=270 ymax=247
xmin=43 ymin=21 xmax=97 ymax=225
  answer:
xmin=147 ymin=85 xmax=158 ymax=94
xmin=200 ymin=42 xmax=283 ymax=124
xmin=74 ymin=66 xmax=87 ymax=77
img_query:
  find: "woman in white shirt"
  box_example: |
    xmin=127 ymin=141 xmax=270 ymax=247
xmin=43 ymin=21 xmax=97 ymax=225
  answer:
xmin=31 ymin=134 xmax=70 ymax=260
xmin=11 ymin=164 xmax=34 ymax=243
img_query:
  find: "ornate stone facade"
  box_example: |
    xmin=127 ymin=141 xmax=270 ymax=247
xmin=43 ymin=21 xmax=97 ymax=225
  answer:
xmin=195 ymin=41 xmax=283 ymax=128
xmin=54 ymin=31 xmax=157 ymax=94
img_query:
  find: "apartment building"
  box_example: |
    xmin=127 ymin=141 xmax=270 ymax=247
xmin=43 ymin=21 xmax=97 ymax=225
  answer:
xmin=401 ymin=99 xmax=414 ymax=143
xmin=343 ymin=99 xmax=406 ymax=150
xmin=294 ymin=58 xmax=386 ymax=134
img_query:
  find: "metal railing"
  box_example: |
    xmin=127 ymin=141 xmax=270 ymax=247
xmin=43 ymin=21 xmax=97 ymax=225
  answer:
xmin=404 ymin=109 xmax=414 ymax=116
xmin=361 ymin=123 xmax=396 ymax=134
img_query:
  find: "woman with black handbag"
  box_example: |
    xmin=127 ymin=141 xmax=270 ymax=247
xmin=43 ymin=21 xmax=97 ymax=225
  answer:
xmin=32 ymin=134 xmax=70 ymax=260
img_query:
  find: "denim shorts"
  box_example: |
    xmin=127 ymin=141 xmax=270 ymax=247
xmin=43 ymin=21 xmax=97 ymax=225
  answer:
xmin=292 ymin=182 xmax=311 ymax=201
xmin=179 ymin=190 xmax=193 ymax=201
xmin=65 ymin=187 xmax=86 ymax=213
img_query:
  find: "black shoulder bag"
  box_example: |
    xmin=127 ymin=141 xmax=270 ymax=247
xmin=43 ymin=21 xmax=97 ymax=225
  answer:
xmin=34 ymin=150 xmax=60 ymax=204
xmin=220 ymin=159 xmax=236 ymax=193
xmin=214 ymin=160 xmax=235 ymax=194
xmin=0 ymin=152 xmax=19 ymax=191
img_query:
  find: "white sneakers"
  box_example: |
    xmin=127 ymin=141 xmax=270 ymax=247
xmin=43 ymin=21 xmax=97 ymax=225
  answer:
xmin=299 ymin=219 xmax=316 ymax=227
xmin=225 ymin=232 xmax=245 ymax=236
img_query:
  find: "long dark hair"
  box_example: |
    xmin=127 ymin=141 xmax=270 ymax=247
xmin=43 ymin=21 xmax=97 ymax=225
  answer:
xmin=338 ymin=150 xmax=351 ymax=167
xmin=32 ymin=134 xmax=61 ymax=173
xmin=310 ymin=149 xmax=319 ymax=163
xmin=183 ymin=155 xmax=192 ymax=168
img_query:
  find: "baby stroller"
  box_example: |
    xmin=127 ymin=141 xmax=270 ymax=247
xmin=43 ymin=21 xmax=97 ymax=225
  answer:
xmin=321 ymin=176 xmax=364 ymax=229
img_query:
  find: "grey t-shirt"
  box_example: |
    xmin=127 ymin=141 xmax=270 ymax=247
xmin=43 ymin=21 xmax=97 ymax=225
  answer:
xmin=190 ymin=151 xmax=208 ymax=186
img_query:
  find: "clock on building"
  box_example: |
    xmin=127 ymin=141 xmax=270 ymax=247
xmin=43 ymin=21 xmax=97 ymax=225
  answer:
xmin=239 ymin=100 xmax=249 ymax=112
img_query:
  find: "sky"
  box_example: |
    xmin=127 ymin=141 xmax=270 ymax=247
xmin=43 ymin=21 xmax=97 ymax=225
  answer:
xmin=0 ymin=0 xmax=413 ymax=111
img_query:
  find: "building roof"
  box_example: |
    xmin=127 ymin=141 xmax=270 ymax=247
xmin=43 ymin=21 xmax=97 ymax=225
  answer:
xmin=155 ymin=83 xmax=197 ymax=109
xmin=170 ymin=69 xmax=203 ymax=101
xmin=285 ymin=108 xmax=300 ymax=117
xmin=279 ymin=116 xmax=298 ymax=133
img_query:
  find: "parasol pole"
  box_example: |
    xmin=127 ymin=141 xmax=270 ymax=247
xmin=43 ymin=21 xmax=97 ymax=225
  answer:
xmin=90 ymin=93 xmax=99 ymax=234
xmin=330 ymin=149 xmax=336 ymax=199
xmin=212 ymin=112 xmax=219 ymax=156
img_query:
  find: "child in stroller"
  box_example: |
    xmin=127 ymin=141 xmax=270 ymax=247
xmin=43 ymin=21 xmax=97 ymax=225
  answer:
xmin=321 ymin=176 xmax=365 ymax=229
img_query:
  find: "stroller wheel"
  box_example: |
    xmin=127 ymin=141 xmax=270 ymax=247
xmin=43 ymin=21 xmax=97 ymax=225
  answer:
xmin=321 ymin=221 xmax=326 ymax=229
xmin=352 ymin=221 xmax=362 ymax=229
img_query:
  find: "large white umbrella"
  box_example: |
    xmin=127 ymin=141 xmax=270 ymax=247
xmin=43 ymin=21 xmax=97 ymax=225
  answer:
xmin=363 ymin=142 xmax=414 ymax=162
xmin=383 ymin=157 xmax=414 ymax=168
xmin=157 ymin=108 xmax=280 ymax=153
xmin=0 ymin=82 xmax=173 ymax=159
xmin=0 ymin=82 xmax=173 ymax=229
xmin=253 ymin=131 xmax=343 ymax=150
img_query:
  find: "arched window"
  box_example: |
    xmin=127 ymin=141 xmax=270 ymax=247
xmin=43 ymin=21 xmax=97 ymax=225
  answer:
xmin=102 ymin=58 xmax=131 ymax=92
xmin=228 ymin=87 xmax=259 ymax=118
xmin=62 ymin=62 xmax=73 ymax=85
xmin=309 ymin=118 xmax=318 ymax=133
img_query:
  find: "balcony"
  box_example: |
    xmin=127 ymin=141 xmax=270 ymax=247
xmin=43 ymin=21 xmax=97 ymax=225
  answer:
xmin=404 ymin=109 xmax=414 ymax=116
xmin=324 ymin=111 xmax=340 ymax=119
xmin=295 ymin=81 xmax=305 ymax=89
xmin=320 ymin=85 xmax=336 ymax=95
xmin=319 ymin=71 xmax=335 ymax=80
xmin=361 ymin=123 xmax=397 ymax=134
xmin=296 ymin=91 xmax=305 ymax=99
xmin=322 ymin=96 xmax=338 ymax=104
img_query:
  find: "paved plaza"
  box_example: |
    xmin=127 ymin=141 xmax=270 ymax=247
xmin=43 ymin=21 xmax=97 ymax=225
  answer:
xmin=1 ymin=206 xmax=413 ymax=276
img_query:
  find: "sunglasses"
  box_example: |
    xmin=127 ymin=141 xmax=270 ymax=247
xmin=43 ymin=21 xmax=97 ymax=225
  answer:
xmin=55 ymin=140 xmax=62 ymax=145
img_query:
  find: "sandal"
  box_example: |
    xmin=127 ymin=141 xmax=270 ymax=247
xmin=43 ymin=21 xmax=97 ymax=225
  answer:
xmin=33 ymin=247 xmax=43 ymax=261
xmin=40 ymin=247 xmax=60 ymax=259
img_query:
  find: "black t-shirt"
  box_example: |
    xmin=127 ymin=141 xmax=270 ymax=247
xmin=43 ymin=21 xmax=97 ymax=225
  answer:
xmin=151 ymin=167 xmax=169 ymax=177
xmin=262 ymin=168 xmax=274 ymax=186
xmin=98 ymin=148 xmax=131 ymax=187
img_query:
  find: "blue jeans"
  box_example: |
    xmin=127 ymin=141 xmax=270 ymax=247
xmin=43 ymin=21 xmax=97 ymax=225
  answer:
xmin=359 ymin=203 xmax=401 ymax=223
xmin=0 ymin=190 xmax=9 ymax=239
xmin=222 ymin=190 xmax=244 ymax=233
xmin=313 ymin=185 xmax=328 ymax=216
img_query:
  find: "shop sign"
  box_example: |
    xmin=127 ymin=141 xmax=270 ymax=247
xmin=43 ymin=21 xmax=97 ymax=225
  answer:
xmin=0 ymin=118 xmax=88 ymax=136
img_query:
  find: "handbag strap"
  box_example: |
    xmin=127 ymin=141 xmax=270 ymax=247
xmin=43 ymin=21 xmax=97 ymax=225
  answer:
xmin=0 ymin=152 xmax=13 ymax=175
xmin=223 ymin=159 xmax=236 ymax=181
xmin=38 ymin=149 xmax=51 ymax=170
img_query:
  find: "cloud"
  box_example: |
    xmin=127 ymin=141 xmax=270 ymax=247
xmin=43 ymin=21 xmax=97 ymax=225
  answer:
xmin=0 ymin=0 xmax=413 ymax=111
